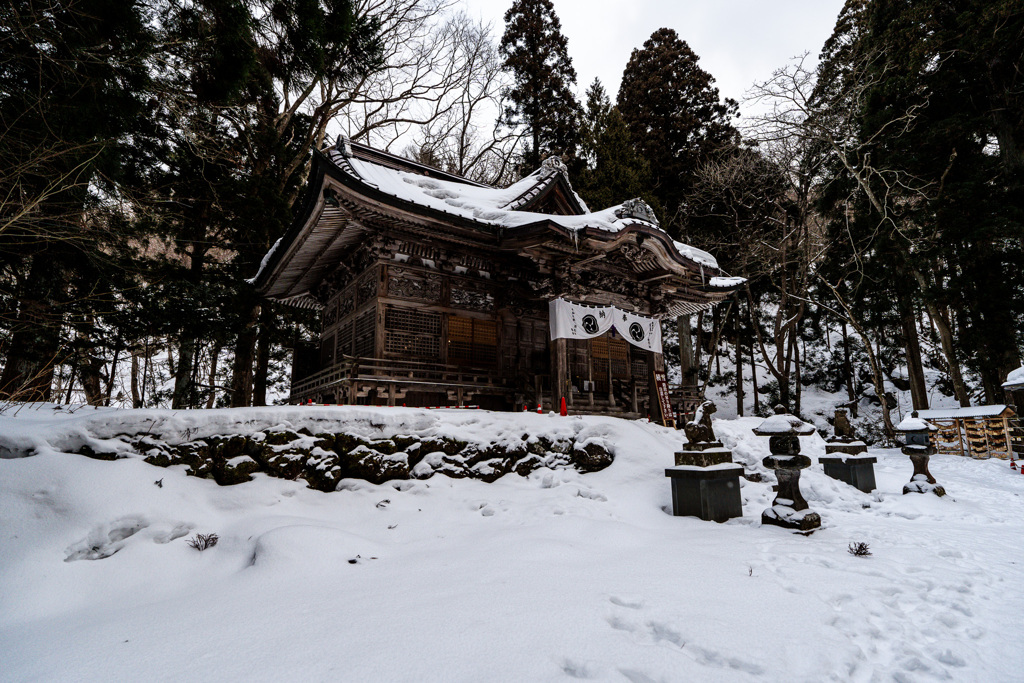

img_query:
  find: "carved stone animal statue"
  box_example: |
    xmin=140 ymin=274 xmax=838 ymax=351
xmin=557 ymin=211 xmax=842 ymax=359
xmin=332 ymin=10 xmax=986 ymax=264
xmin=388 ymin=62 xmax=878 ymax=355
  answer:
xmin=834 ymin=408 xmax=854 ymax=440
xmin=684 ymin=401 xmax=717 ymax=445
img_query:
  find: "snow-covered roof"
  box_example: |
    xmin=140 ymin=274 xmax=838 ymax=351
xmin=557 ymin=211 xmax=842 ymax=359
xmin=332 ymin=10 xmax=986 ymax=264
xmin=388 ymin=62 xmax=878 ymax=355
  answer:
xmin=917 ymin=405 xmax=1013 ymax=420
xmin=332 ymin=149 xmax=720 ymax=269
xmin=1002 ymin=366 xmax=1024 ymax=390
xmin=253 ymin=140 xmax=746 ymax=308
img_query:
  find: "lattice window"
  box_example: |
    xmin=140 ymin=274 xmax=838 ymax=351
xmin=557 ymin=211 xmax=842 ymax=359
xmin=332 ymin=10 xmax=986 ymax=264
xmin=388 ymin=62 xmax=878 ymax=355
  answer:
xmin=448 ymin=316 xmax=497 ymax=367
xmin=609 ymin=338 xmax=630 ymax=378
xmin=631 ymin=357 xmax=648 ymax=381
xmin=384 ymin=306 xmax=441 ymax=359
xmin=353 ymin=309 xmax=375 ymax=358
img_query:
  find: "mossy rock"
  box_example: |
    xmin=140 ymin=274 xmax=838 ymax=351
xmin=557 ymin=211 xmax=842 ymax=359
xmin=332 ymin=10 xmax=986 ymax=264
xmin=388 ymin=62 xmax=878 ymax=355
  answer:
xmin=527 ymin=436 xmax=553 ymax=456
xmin=143 ymin=450 xmax=173 ymax=468
xmin=76 ymin=444 xmax=121 ymax=461
xmin=334 ymin=433 xmax=372 ymax=455
xmin=214 ymin=455 xmax=261 ymax=485
xmin=339 ymin=446 xmax=410 ymax=484
xmin=313 ymin=433 xmax=336 ymax=451
xmin=302 ymin=452 xmax=344 ymax=492
xmin=472 ymin=458 xmax=513 ymax=483
xmin=513 ymin=454 xmax=544 ymax=476
xmin=420 ymin=437 xmax=467 ymax=456
xmin=571 ymin=441 xmax=613 ymax=472
xmin=392 ymin=435 xmax=419 ymax=452
xmin=264 ymin=430 xmax=302 ymax=446
xmin=265 ymin=451 xmax=307 ymax=480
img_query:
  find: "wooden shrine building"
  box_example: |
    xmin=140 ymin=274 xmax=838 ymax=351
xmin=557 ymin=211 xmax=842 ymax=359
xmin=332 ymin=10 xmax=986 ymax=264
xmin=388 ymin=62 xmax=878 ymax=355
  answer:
xmin=254 ymin=139 xmax=742 ymax=421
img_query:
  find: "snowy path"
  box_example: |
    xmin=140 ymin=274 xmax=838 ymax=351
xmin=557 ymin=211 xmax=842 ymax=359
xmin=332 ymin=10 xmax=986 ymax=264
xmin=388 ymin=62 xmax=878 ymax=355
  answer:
xmin=1 ymin=408 xmax=1022 ymax=681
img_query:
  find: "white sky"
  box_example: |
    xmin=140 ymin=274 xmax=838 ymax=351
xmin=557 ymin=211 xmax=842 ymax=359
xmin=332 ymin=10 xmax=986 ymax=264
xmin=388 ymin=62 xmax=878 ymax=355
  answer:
xmin=461 ymin=0 xmax=846 ymax=114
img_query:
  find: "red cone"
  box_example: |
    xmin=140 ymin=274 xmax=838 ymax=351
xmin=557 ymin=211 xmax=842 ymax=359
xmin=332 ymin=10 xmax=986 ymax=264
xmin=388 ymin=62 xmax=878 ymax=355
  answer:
xmin=559 ymin=397 xmax=567 ymax=416
xmin=537 ymin=403 xmax=542 ymax=414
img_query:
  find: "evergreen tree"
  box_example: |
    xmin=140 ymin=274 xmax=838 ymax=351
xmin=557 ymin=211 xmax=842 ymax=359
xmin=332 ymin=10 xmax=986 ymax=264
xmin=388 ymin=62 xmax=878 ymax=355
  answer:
xmin=0 ymin=0 xmax=156 ymax=400
xmin=617 ymin=28 xmax=739 ymax=235
xmin=813 ymin=0 xmax=1024 ymax=404
xmin=575 ymin=80 xmax=657 ymax=214
xmin=499 ymin=0 xmax=581 ymax=171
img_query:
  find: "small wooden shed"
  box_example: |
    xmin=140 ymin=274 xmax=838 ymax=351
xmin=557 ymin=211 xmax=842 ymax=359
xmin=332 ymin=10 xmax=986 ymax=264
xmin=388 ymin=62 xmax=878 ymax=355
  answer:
xmin=917 ymin=405 xmax=1022 ymax=460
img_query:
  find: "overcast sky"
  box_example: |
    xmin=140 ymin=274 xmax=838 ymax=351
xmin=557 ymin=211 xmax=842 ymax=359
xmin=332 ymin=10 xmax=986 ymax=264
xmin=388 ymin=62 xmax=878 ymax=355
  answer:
xmin=462 ymin=0 xmax=847 ymax=114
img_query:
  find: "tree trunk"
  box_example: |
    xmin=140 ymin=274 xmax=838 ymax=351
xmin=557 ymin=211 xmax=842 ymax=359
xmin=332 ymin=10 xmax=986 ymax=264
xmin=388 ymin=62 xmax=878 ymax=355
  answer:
xmin=205 ymin=343 xmax=221 ymax=409
xmin=171 ymin=338 xmax=196 ymax=409
xmin=230 ymin=301 xmax=260 ymax=407
xmin=750 ymin=330 xmax=759 ymax=414
xmin=897 ymin=290 xmax=928 ymax=410
xmin=912 ymin=269 xmax=970 ymax=407
xmin=793 ymin=326 xmax=802 ymax=415
xmin=841 ymin=321 xmax=856 ymax=408
xmin=104 ymin=345 xmax=121 ymax=406
xmin=0 ymin=254 xmax=67 ymax=400
xmin=252 ymin=306 xmax=274 ymax=407
xmin=131 ymin=349 xmax=141 ymax=408
xmin=735 ymin=314 xmax=744 ymax=417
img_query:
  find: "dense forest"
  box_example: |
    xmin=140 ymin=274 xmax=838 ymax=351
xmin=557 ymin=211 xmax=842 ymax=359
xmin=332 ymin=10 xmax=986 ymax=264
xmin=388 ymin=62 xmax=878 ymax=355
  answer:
xmin=2 ymin=0 xmax=1022 ymax=431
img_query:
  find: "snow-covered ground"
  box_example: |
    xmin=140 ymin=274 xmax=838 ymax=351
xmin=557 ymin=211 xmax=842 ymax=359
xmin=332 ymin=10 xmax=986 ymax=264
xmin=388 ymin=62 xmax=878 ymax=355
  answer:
xmin=2 ymin=405 xmax=1022 ymax=682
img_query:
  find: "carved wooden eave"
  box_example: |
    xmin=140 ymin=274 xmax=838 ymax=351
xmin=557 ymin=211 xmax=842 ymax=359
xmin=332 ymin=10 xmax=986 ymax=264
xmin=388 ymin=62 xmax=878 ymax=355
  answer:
xmin=254 ymin=140 xmax=744 ymax=312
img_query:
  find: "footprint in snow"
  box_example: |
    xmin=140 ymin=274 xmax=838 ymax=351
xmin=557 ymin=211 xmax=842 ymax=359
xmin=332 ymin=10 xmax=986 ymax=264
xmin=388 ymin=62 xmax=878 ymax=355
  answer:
xmin=609 ymin=595 xmax=645 ymax=609
xmin=65 ymin=516 xmax=148 ymax=561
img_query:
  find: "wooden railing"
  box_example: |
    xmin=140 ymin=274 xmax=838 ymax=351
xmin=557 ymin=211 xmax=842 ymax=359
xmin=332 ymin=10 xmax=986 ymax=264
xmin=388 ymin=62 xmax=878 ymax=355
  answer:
xmin=290 ymin=355 xmax=512 ymax=401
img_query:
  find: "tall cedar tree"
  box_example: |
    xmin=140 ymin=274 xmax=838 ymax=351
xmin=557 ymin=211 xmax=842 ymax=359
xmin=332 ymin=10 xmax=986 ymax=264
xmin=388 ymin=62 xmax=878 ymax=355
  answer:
xmin=499 ymin=0 xmax=581 ymax=172
xmin=225 ymin=0 xmax=381 ymax=407
xmin=618 ymin=28 xmax=739 ymax=237
xmin=0 ymin=0 xmax=155 ymax=400
xmin=815 ymin=0 xmax=1023 ymax=403
xmin=576 ymin=80 xmax=658 ymax=214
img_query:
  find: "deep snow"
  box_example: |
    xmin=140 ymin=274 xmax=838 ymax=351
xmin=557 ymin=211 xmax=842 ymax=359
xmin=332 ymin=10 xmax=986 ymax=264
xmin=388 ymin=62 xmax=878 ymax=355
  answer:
xmin=1 ymin=405 xmax=1022 ymax=682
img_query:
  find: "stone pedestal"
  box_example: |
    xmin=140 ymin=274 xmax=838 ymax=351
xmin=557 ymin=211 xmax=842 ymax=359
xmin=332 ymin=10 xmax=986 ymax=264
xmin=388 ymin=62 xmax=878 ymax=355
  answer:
xmin=665 ymin=464 xmax=744 ymax=522
xmin=760 ymin=454 xmax=822 ymax=531
xmin=824 ymin=439 xmax=867 ymax=456
xmin=819 ymin=455 xmax=877 ymax=493
xmin=674 ymin=443 xmax=731 ymax=467
xmin=903 ymin=448 xmax=946 ymax=496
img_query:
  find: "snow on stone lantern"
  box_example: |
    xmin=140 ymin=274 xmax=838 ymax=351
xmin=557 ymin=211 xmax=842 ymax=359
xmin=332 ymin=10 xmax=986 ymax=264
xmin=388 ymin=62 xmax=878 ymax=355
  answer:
xmin=753 ymin=406 xmax=821 ymax=532
xmin=896 ymin=411 xmax=945 ymax=496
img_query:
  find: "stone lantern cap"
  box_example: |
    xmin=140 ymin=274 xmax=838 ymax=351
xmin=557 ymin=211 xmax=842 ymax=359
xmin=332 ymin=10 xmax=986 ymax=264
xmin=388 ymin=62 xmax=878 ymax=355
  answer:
xmin=895 ymin=413 xmax=938 ymax=433
xmin=753 ymin=408 xmax=816 ymax=436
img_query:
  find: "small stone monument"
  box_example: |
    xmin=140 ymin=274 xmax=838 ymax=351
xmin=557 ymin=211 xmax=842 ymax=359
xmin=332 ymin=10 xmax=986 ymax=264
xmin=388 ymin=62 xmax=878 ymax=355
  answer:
xmin=753 ymin=406 xmax=821 ymax=532
xmin=896 ymin=411 xmax=945 ymax=496
xmin=665 ymin=400 xmax=743 ymax=522
xmin=820 ymin=408 xmax=877 ymax=492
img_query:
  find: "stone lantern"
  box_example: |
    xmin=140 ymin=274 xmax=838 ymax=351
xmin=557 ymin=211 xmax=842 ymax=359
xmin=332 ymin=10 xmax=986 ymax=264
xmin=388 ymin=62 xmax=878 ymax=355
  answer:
xmin=664 ymin=400 xmax=743 ymax=522
xmin=896 ymin=411 xmax=945 ymax=496
xmin=820 ymin=408 xmax=877 ymax=493
xmin=753 ymin=406 xmax=821 ymax=532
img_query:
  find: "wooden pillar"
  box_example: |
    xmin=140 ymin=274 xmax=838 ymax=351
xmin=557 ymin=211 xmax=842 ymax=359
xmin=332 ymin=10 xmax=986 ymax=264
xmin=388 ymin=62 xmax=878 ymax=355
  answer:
xmin=648 ymin=351 xmax=666 ymax=424
xmin=551 ymin=337 xmax=568 ymax=411
xmin=678 ymin=315 xmax=695 ymax=388
xmin=587 ymin=340 xmax=595 ymax=407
